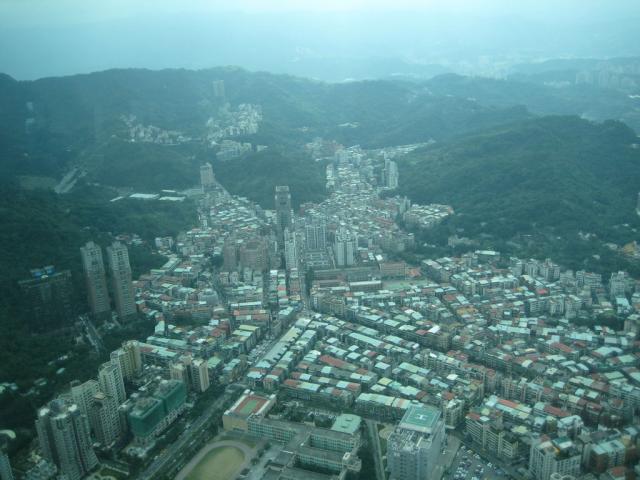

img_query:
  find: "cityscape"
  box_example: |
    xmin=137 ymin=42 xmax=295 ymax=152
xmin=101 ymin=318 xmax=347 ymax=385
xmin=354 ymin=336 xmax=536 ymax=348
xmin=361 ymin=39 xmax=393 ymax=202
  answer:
xmin=2 ymin=2 xmax=640 ymax=480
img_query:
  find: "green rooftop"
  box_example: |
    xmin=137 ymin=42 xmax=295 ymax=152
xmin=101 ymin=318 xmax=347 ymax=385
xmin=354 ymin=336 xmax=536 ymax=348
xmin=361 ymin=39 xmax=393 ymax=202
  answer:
xmin=331 ymin=414 xmax=361 ymax=435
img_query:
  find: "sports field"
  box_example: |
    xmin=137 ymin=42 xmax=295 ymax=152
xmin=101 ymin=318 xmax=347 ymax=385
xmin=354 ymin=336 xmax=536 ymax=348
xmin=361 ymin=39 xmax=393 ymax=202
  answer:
xmin=185 ymin=445 xmax=246 ymax=480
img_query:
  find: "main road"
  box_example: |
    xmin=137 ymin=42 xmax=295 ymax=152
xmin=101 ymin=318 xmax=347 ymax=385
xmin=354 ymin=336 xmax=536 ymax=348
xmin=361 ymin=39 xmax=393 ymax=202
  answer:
xmin=366 ymin=419 xmax=386 ymax=480
xmin=137 ymin=386 xmax=242 ymax=480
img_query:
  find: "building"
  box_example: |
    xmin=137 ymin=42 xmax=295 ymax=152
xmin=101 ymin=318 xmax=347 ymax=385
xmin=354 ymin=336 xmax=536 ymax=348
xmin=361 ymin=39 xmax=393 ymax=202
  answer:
xmin=110 ymin=341 xmax=142 ymax=380
xmin=333 ymin=228 xmax=356 ymax=267
xmin=275 ymin=186 xmax=292 ymax=244
xmin=35 ymin=399 xmax=99 ymax=480
xmin=127 ymin=380 xmax=187 ymax=444
xmin=305 ymin=219 xmax=327 ymax=251
xmin=0 ymin=430 xmax=15 ymax=480
xmin=284 ymin=228 xmax=299 ymax=270
xmin=18 ymin=266 xmax=74 ymax=332
xmin=223 ymin=390 xmax=276 ymax=432
xmin=87 ymin=392 xmax=122 ymax=447
xmin=98 ymin=361 xmax=126 ymax=405
xmin=106 ymin=241 xmax=136 ymax=321
xmin=70 ymin=379 xmax=100 ymax=416
xmin=200 ymin=162 xmax=216 ymax=190
xmin=387 ymin=405 xmax=445 ymax=480
xmin=529 ymin=436 xmax=581 ymax=480
xmin=185 ymin=357 xmax=210 ymax=393
xmin=80 ymin=242 xmax=111 ymax=318
xmin=384 ymin=158 xmax=399 ymax=189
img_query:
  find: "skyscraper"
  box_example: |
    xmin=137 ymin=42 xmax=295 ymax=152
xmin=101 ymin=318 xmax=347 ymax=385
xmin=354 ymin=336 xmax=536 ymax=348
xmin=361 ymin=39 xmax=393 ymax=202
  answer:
xmin=80 ymin=242 xmax=110 ymax=319
xmin=98 ymin=361 xmax=126 ymax=406
xmin=110 ymin=341 xmax=142 ymax=380
xmin=200 ymin=162 xmax=215 ymax=191
xmin=387 ymin=405 xmax=445 ymax=480
xmin=35 ymin=399 xmax=98 ymax=480
xmin=305 ymin=218 xmax=327 ymax=251
xmin=18 ymin=266 xmax=75 ymax=332
xmin=0 ymin=430 xmax=15 ymax=480
xmin=333 ymin=228 xmax=357 ymax=267
xmin=283 ymin=228 xmax=299 ymax=270
xmin=275 ymin=185 xmax=292 ymax=244
xmin=70 ymin=379 xmax=100 ymax=417
xmin=106 ymin=241 xmax=136 ymax=321
xmin=87 ymin=392 xmax=122 ymax=447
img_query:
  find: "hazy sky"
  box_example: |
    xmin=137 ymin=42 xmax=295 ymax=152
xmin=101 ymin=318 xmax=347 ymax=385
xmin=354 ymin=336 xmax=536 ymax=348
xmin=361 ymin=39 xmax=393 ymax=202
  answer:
xmin=1 ymin=0 xmax=639 ymax=80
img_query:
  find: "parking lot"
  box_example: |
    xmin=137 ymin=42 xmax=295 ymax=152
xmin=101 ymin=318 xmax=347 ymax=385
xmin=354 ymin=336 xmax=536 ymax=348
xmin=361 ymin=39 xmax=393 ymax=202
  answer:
xmin=445 ymin=444 xmax=507 ymax=480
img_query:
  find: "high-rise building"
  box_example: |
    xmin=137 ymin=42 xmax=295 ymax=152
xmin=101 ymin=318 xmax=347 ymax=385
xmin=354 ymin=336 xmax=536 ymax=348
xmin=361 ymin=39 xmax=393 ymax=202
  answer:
xmin=110 ymin=341 xmax=142 ymax=380
xmin=35 ymin=399 xmax=98 ymax=480
xmin=0 ymin=430 xmax=15 ymax=480
xmin=275 ymin=186 xmax=292 ymax=244
xmin=384 ymin=157 xmax=399 ymax=189
xmin=98 ymin=361 xmax=126 ymax=406
xmin=189 ymin=359 xmax=210 ymax=393
xmin=305 ymin=219 xmax=327 ymax=251
xmin=200 ymin=162 xmax=215 ymax=190
xmin=87 ymin=392 xmax=122 ymax=447
xmin=18 ymin=266 xmax=75 ymax=332
xmin=70 ymin=379 xmax=100 ymax=417
xmin=333 ymin=228 xmax=357 ymax=267
xmin=80 ymin=242 xmax=110 ymax=319
xmin=387 ymin=405 xmax=445 ymax=480
xmin=529 ymin=436 xmax=582 ymax=480
xmin=106 ymin=241 xmax=136 ymax=321
xmin=239 ymin=238 xmax=268 ymax=271
xmin=283 ymin=228 xmax=298 ymax=270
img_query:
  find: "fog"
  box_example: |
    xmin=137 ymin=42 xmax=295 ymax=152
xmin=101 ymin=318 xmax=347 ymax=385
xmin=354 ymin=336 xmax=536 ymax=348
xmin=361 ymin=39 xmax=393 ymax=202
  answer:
xmin=1 ymin=0 xmax=639 ymax=80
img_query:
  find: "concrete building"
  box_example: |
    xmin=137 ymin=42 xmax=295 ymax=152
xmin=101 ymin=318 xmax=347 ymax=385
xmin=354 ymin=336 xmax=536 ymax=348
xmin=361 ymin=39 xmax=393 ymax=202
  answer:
xmin=384 ymin=157 xmax=399 ymax=189
xmin=35 ymin=399 xmax=98 ymax=480
xmin=106 ymin=241 xmax=136 ymax=321
xmin=529 ymin=436 xmax=581 ymax=480
xmin=110 ymin=341 xmax=142 ymax=380
xmin=70 ymin=379 xmax=100 ymax=416
xmin=275 ymin=186 xmax=292 ymax=244
xmin=18 ymin=266 xmax=74 ymax=331
xmin=200 ymin=162 xmax=215 ymax=190
xmin=80 ymin=242 xmax=110 ymax=318
xmin=283 ymin=228 xmax=299 ymax=270
xmin=333 ymin=228 xmax=356 ymax=267
xmin=98 ymin=361 xmax=126 ymax=406
xmin=387 ymin=404 xmax=445 ymax=480
xmin=305 ymin=219 xmax=327 ymax=251
xmin=87 ymin=392 xmax=122 ymax=447
xmin=0 ymin=430 xmax=15 ymax=480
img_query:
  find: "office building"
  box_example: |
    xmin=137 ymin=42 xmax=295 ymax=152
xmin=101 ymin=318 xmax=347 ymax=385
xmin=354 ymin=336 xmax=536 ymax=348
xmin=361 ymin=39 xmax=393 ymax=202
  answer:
xmin=18 ymin=266 xmax=74 ymax=332
xmin=275 ymin=186 xmax=292 ymax=243
xmin=529 ymin=436 xmax=581 ymax=480
xmin=88 ymin=392 xmax=121 ymax=447
xmin=98 ymin=361 xmax=126 ymax=405
xmin=388 ymin=405 xmax=445 ymax=480
xmin=35 ymin=399 xmax=98 ymax=480
xmin=200 ymin=162 xmax=215 ymax=190
xmin=80 ymin=242 xmax=110 ymax=318
xmin=0 ymin=430 xmax=15 ymax=480
xmin=106 ymin=241 xmax=136 ymax=321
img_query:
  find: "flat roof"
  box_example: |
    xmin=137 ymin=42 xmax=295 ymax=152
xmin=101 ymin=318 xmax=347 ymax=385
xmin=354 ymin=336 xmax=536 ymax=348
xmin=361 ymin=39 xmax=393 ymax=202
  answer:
xmin=399 ymin=404 xmax=441 ymax=434
xmin=331 ymin=413 xmax=361 ymax=435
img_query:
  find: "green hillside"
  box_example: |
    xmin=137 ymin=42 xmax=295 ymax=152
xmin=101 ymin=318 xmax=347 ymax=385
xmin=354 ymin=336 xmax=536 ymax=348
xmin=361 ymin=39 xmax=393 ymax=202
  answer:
xmin=398 ymin=116 xmax=640 ymax=239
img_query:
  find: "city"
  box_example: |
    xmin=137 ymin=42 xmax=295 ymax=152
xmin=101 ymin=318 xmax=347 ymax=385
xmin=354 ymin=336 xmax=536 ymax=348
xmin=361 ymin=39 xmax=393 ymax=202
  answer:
xmin=3 ymin=141 xmax=640 ymax=480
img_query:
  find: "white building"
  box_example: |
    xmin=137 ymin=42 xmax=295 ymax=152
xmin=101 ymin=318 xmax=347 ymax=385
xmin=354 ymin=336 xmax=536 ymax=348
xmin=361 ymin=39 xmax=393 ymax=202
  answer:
xmin=333 ymin=228 xmax=356 ymax=267
xmin=106 ymin=241 xmax=136 ymax=321
xmin=80 ymin=241 xmax=110 ymax=318
xmin=98 ymin=361 xmax=126 ymax=406
xmin=529 ymin=436 xmax=581 ymax=480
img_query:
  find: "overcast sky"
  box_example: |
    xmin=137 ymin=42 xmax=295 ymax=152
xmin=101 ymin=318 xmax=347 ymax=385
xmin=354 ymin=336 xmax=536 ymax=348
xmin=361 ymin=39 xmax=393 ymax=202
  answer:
xmin=1 ymin=0 xmax=639 ymax=80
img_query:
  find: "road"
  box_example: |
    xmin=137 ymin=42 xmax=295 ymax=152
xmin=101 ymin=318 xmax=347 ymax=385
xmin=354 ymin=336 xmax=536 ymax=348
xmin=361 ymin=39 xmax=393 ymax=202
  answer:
xmin=80 ymin=315 xmax=104 ymax=352
xmin=137 ymin=387 xmax=241 ymax=480
xmin=366 ymin=419 xmax=386 ymax=480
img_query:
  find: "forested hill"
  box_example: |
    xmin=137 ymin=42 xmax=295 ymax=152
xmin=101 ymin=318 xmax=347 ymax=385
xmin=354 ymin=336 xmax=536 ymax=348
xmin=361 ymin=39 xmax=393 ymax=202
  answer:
xmin=397 ymin=115 xmax=640 ymax=239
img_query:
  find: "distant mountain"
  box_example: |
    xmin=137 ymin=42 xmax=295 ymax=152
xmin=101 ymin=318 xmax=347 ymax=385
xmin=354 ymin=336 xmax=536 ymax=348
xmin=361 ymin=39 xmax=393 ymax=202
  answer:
xmin=398 ymin=116 xmax=640 ymax=240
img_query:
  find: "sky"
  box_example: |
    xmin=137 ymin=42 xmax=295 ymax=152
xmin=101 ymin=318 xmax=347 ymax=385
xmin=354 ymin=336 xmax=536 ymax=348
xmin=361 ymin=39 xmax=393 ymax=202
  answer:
xmin=1 ymin=0 xmax=639 ymax=80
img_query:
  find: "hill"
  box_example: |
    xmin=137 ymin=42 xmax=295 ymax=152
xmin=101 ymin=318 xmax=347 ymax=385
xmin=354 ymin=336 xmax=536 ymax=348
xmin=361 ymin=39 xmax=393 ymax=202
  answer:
xmin=398 ymin=116 xmax=640 ymax=240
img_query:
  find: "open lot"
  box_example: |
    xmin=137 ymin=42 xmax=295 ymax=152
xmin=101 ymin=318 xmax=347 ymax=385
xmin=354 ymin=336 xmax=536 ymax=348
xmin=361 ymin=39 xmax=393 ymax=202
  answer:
xmin=177 ymin=439 xmax=254 ymax=480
